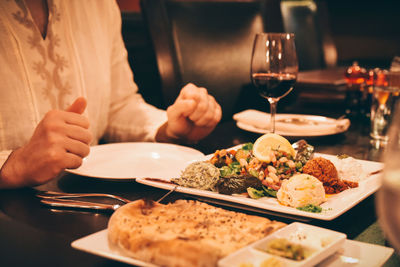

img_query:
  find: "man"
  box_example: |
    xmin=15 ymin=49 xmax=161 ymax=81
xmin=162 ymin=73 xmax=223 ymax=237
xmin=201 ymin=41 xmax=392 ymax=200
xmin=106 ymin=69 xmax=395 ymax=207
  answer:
xmin=0 ymin=0 xmax=221 ymax=188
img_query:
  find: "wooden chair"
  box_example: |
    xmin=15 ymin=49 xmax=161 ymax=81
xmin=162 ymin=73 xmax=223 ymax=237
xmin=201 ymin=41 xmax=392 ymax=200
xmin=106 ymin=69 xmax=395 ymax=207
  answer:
xmin=140 ymin=0 xmax=284 ymax=120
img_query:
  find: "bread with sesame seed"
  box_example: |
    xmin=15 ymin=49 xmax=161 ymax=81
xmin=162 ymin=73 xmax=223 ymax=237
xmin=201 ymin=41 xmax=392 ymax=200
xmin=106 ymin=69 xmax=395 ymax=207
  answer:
xmin=108 ymin=199 xmax=285 ymax=267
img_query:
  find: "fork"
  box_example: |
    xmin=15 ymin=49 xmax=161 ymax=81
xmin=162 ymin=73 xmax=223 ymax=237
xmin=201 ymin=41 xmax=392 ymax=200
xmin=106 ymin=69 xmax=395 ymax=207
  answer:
xmin=37 ymin=186 xmax=178 ymax=211
xmin=39 ymin=198 xmax=122 ymax=211
xmin=36 ymin=185 xmax=178 ymax=210
xmin=36 ymin=190 xmax=131 ymax=204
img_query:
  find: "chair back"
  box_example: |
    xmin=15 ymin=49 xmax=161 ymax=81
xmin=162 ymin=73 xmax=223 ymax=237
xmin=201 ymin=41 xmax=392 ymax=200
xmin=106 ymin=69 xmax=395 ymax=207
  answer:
xmin=281 ymin=0 xmax=337 ymax=70
xmin=141 ymin=0 xmax=283 ymax=120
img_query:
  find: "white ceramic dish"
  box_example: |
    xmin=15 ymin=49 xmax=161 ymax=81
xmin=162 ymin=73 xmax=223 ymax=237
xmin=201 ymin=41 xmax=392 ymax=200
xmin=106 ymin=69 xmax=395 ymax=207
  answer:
xmin=136 ymin=153 xmax=383 ymax=220
xmin=236 ymin=121 xmax=349 ymax=137
xmin=71 ymin=229 xmax=393 ymax=267
xmin=66 ymin=142 xmax=205 ymax=180
xmin=233 ymin=110 xmax=350 ymax=137
xmin=219 ymin=222 xmax=346 ymax=267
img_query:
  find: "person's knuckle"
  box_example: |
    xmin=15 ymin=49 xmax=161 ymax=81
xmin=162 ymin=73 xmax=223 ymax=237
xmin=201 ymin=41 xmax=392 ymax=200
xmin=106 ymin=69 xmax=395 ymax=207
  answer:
xmin=73 ymin=157 xmax=83 ymax=168
xmin=44 ymin=110 xmax=61 ymax=121
xmin=197 ymin=101 xmax=208 ymax=112
xmin=82 ymin=116 xmax=90 ymax=128
xmin=44 ymin=110 xmax=55 ymax=118
xmin=86 ymin=131 xmax=93 ymax=144
xmin=166 ymin=105 xmax=175 ymax=115
xmin=195 ymin=121 xmax=207 ymax=127
xmin=183 ymin=83 xmax=194 ymax=92
xmin=47 ymin=149 xmax=62 ymax=163
xmin=82 ymin=145 xmax=90 ymax=157
xmin=209 ymin=95 xmax=217 ymax=103
xmin=45 ymin=132 xmax=59 ymax=146
xmin=42 ymin=120 xmax=62 ymax=135
xmin=41 ymin=118 xmax=52 ymax=131
xmin=208 ymin=110 xmax=217 ymax=120
xmin=200 ymin=87 xmax=208 ymax=94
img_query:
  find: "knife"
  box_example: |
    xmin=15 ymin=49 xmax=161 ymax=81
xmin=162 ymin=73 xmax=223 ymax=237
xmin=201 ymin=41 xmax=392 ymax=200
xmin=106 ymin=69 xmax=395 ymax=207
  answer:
xmin=40 ymin=198 xmax=121 ymax=211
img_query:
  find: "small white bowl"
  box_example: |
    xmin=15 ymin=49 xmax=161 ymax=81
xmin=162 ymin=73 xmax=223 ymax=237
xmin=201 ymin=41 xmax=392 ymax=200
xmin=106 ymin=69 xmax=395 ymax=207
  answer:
xmin=218 ymin=222 xmax=346 ymax=267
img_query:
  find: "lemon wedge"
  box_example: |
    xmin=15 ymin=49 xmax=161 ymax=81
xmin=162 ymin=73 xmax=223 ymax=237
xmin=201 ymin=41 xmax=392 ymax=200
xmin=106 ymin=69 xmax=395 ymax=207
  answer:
xmin=253 ymin=133 xmax=296 ymax=162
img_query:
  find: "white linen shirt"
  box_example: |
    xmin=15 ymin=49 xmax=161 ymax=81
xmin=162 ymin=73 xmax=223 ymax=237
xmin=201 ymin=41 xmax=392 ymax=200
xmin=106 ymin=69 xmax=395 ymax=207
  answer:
xmin=0 ymin=0 xmax=167 ymax=168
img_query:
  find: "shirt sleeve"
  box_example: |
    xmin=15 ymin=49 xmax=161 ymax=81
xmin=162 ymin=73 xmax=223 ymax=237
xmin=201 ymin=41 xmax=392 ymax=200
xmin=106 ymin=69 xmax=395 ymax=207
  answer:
xmin=102 ymin=1 xmax=167 ymax=143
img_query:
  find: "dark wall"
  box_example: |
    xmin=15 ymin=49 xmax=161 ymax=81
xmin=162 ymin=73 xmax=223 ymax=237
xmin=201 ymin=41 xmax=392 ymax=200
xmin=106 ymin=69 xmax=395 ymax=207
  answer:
xmin=325 ymin=0 xmax=400 ymax=68
xmin=120 ymin=1 xmax=400 ymax=110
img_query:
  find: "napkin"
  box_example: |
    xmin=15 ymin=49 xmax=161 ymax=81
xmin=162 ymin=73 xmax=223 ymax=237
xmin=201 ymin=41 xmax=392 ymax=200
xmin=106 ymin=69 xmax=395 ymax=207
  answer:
xmin=233 ymin=109 xmax=350 ymax=136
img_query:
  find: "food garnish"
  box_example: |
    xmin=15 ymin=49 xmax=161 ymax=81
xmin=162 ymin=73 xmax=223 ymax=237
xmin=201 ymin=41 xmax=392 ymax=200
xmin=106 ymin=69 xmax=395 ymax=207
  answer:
xmin=296 ymin=204 xmax=323 ymax=213
xmin=247 ymin=186 xmax=277 ymax=199
xmin=253 ymin=133 xmax=296 ymax=162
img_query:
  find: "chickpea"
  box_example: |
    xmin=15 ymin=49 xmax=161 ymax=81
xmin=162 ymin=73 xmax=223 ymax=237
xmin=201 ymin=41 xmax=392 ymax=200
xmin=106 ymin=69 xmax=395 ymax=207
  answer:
xmin=267 ymin=165 xmax=277 ymax=174
xmin=269 ymin=172 xmax=279 ymax=182
xmin=287 ymin=160 xmax=296 ymax=168
xmin=239 ymin=158 xmax=248 ymax=167
xmin=258 ymin=170 xmax=265 ymax=180
xmin=279 ymin=157 xmax=288 ymax=163
xmin=265 ymin=177 xmax=274 ymax=184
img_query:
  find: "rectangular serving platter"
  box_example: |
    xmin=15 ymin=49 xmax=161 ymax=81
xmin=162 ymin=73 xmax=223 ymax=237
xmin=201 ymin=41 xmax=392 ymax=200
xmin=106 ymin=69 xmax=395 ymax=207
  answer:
xmin=136 ymin=153 xmax=383 ymax=220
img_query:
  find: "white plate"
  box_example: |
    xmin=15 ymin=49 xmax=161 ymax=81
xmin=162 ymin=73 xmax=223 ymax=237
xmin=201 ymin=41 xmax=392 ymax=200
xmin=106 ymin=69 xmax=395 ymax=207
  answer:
xmin=219 ymin=222 xmax=347 ymax=267
xmin=71 ymin=229 xmax=393 ymax=267
xmin=136 ymin=153 xmax=383 ymax=220
xmin=233 ymin=110 xmax=350 ymax=137
xmin=66 ymin=142 xmax=205 ymax=180
xmin=236 ymin=121 xmax=349 ymax=137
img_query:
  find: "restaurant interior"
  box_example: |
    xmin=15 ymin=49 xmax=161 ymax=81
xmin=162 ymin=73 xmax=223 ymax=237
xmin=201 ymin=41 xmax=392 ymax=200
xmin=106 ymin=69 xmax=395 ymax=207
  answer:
xmin=118 ymin=0 xmax=400 ymax=115
xmin=1 ymin=0 xmax=400 ymax=266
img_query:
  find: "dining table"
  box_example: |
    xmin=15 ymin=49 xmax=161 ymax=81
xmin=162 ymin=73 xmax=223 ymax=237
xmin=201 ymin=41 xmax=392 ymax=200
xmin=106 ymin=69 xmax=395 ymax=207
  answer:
xmin=1 ymin=82 xmax=399 ymax=266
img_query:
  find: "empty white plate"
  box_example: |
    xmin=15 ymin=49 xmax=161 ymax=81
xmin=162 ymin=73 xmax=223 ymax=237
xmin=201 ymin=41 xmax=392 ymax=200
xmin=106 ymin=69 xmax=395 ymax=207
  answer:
xmin=233 ymin=109 xmax=350 ymax=137
xmin=66 ymin=142 xmax=205 ymax=180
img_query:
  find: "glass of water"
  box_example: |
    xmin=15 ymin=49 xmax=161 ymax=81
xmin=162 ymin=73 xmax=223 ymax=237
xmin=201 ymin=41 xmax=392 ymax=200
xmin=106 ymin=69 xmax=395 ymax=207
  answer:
xmin=370 ymin=71 xmax=400 ymax=147
xmin=376 ymin=102 xmax=400 ymax=254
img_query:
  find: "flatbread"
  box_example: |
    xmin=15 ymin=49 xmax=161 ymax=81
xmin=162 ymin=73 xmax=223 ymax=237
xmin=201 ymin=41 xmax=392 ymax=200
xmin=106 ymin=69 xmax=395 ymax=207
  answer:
xmin=108 ymin=199 xmax=286 ymax=267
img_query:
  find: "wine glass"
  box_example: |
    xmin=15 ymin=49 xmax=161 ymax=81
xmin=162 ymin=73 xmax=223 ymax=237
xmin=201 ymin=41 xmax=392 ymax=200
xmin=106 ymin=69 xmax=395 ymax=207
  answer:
xmin=250 ymin=33 xmax=298 ymax=133
xmin=376 ymin=102 xmax=400 ymax=255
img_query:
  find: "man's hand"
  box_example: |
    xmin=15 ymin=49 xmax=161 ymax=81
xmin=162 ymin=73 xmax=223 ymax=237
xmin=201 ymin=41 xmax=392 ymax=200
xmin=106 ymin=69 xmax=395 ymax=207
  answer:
xmin=0 ymin=97 xmax=93 ymax=188
xmin=157 ymin=83 xmax=222 ymax=143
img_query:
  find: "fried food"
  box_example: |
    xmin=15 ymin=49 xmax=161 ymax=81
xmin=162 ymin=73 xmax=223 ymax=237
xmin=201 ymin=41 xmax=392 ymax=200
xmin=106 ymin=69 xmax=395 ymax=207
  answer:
xmin=303 ymin=157 xmax=338 ymax=182
xmin=302 ymin=157 xmax=356 ymax=194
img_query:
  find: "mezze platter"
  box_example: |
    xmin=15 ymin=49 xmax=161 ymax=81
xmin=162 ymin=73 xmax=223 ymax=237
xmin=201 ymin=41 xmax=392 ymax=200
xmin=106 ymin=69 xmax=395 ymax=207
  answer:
xmin=136 ymin=140 xmax=382 ymax=221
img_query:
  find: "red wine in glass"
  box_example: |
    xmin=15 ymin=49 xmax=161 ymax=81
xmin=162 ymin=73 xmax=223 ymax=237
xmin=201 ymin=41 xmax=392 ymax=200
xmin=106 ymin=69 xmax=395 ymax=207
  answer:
xmin=252 ymin=73 xmax=297 ymax=98
xmin=250 ymin=33 xmax=298 ymax=133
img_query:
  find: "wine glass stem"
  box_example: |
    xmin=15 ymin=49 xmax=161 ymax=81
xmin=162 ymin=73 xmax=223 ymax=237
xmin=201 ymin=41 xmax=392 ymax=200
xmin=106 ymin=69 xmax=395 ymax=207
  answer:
xmin=268 ymin=98 xmax=278 ymax=133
